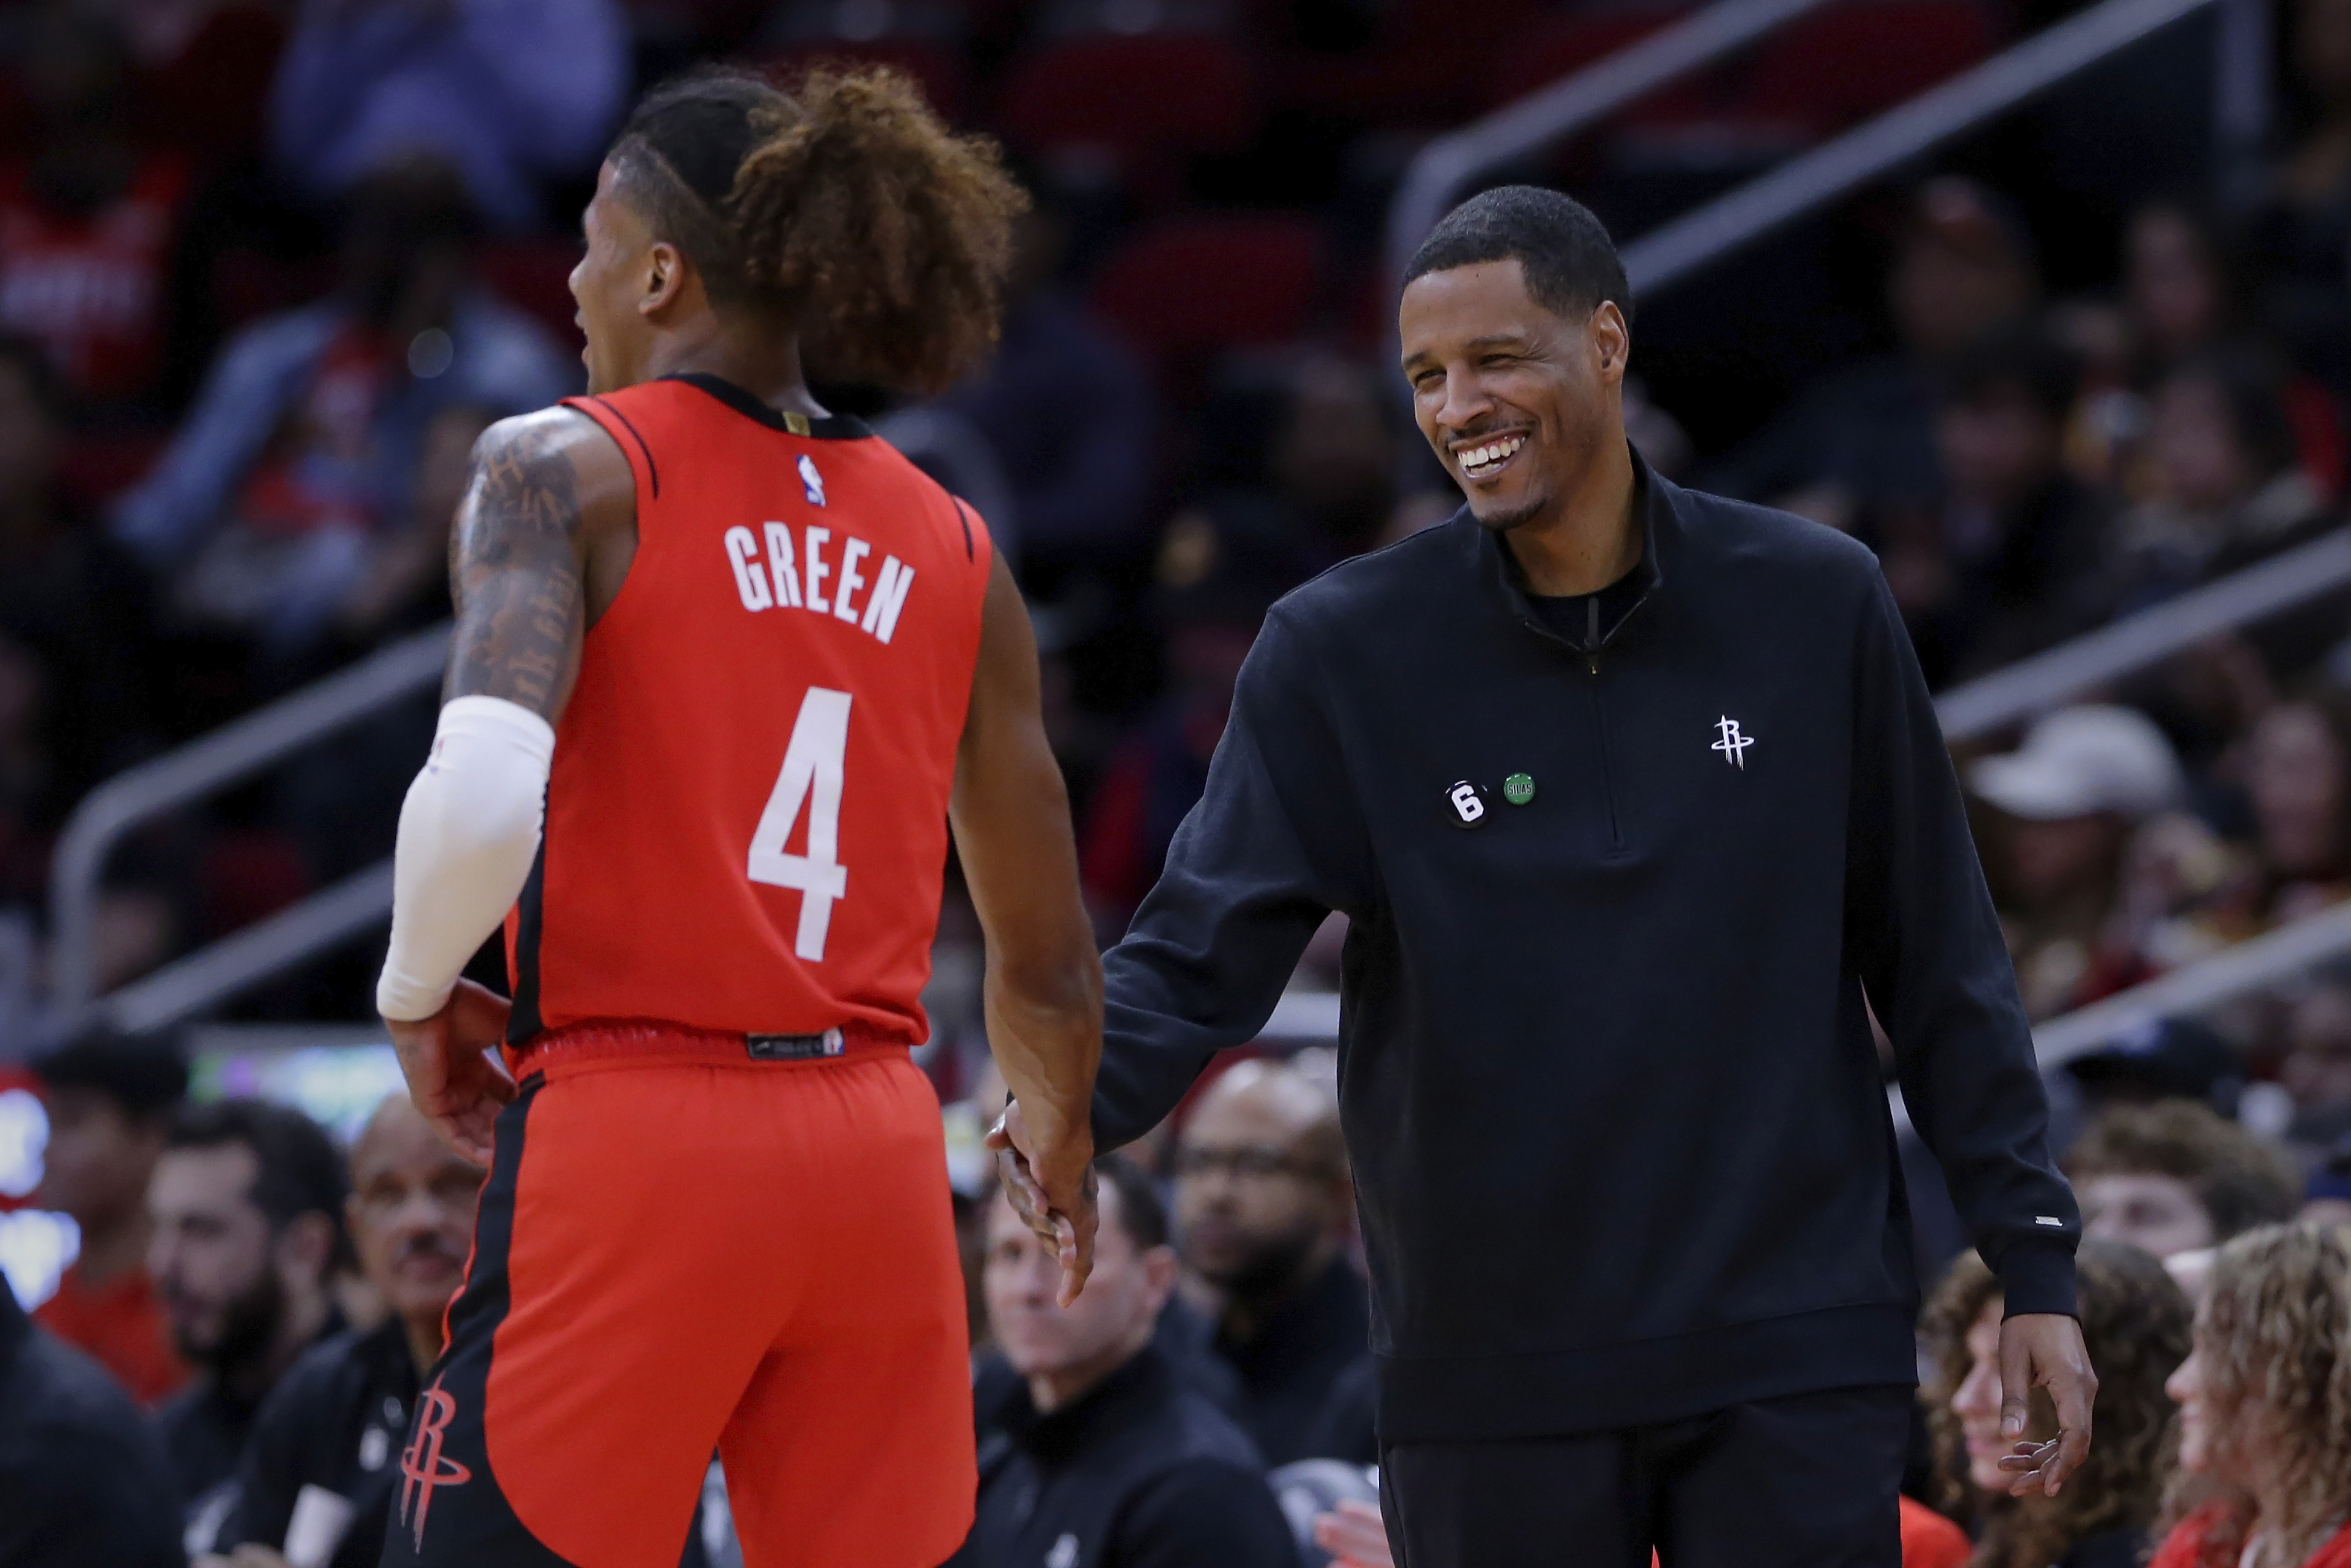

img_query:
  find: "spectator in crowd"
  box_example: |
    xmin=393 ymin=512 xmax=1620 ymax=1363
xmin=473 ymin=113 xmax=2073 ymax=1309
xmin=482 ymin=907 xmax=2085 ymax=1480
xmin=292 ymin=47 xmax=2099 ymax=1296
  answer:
xmin=29 ymin=1024 xmax=189 ymax=1405
xmin=1969 ymin=705 xmax=2186 ymax=1019
xmin=208 ymin=1094 xmax=480 ymax=1568
xmin=0 ymin=1262 xmax=184 ymax=1568
xmin=936 ymin=184 xmax=1158 ymax=578
xmin=0 ymin=2 xmax=190 ymax=413
xmin=148 ymin=1097 xmax=349 ymax=1548
xmin=2102 ymin=348 xmax=2331 ymax=620
xmin=2234 ymin=695 xmax=2351 ymax=929
xmin=2279 ymin=974 xmax=2351 ymax=1148
xmin=267 ymin=0 xmax=630 ymax=231
xmin=2248 ymin=0 xmax=2351 ymax=389
xmin=955 ymin=1155 xmax=1298 ymax=1568
xmin=1081 ymin=510 xmax=1314 ymax=930
xmin=1707 ymin=176 xmax=2041 ymax=522
xmin=111 ymin=158 xmax=571 ymax=664
xmin=2152 ymin=1223 xmax=2351 ymax=1568
xmin=1921 ymin=1239 xmax=2194 ymax=1568
xmin=1873 ymin=324 xmax=2108 ymax=685
xmin=2302 ymin=1134 xmax=2351 ymax=1226
xmin=1263 ymin=355 xmax=1399 ymax=562
xmin=1171 ymin=1058 xmax=1371 ymax=1468
xmin=0 ymin=335 xmax=158 ymax=817
xmin=2063 ymin=200 xmax=2244 ymax=493
xmin=2066 ymin=1100 xmax=2300 ymax=1259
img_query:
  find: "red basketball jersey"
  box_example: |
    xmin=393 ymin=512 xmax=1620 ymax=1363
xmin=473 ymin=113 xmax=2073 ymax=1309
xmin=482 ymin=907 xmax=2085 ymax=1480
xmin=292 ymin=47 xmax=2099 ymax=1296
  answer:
xmin=505 ymin=374 xmax=992 ymax=1044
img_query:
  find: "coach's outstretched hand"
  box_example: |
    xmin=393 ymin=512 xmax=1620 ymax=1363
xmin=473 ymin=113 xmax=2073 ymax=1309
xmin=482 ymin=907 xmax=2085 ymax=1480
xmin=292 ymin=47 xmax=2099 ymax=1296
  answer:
xmin=987 ymin=1099 xmax=1097 ymax=1306
xmin=1994 ymin=1312 xmax=2098 ymax=1497
xmin=386 ymin=978 xmax=518 ymax=1166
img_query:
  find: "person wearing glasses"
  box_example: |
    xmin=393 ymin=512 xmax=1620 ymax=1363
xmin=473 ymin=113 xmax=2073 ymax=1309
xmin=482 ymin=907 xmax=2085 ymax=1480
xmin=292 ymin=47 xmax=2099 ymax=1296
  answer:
xmin=1171 ymin=1060 xmax=1370 ymax=1467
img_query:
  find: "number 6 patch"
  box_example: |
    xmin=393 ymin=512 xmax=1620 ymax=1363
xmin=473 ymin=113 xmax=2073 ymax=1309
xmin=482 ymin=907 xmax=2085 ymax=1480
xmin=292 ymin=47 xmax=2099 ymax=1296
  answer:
xmin=1444 ymin=779 xmax=1490 ymax=829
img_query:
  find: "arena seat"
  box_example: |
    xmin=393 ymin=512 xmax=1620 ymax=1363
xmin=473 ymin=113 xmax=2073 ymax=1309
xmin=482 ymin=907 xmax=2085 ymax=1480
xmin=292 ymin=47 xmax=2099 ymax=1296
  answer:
xmin=1274 ymin=0 xmax=1547 ymax=128
xmin=1481 ymin=6 xmax=1698 ymax=118
xmin=208 ymin=249 xmax=335 ymax=332
xmin=475 ymin=239 xmax=587 ymax=354
xmin=1744 ymin=0 xmax=1999 ymax=134
xmin=200 ymin=830 xmax=313 ymax=941
xmin=752 ymin=39 xmax=970 ymax=116
xmin=56 ymin=430 xmax=168 ymax=510
xmin=1090 ymin=212 xmax=1324 ymax=387
xmin=137 ymin=3 xmax=288 ymax=165
xmin=993 ymin=31 xmax=1258 ymax=200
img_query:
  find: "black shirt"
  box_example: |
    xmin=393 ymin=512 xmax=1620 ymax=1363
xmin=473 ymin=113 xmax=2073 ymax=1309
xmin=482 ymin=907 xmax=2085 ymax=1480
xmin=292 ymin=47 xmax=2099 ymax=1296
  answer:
xmin=162 ymin=1309 xmax=344 ymax=1551
xmin=1091 ymin=449 xmax=2079 ymax=1441
xmin=225 ymin=1315 xmax=420 ymax=1568
xmin=0 ymin=1283 xmax=183 ymax=1568
xmin=949 ymin=1346 xmax=1298 ymax=1568
xmin=1525 ymin=558 xmax=1649 ymax=660
xmin=1212 ymin=1255 xmax=1371 ymax=1466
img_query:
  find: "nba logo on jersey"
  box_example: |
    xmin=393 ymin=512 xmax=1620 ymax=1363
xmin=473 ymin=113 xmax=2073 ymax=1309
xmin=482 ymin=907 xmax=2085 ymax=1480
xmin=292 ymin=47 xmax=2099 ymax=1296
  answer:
xmin=799 ymin=454 xmax=826 ymax=507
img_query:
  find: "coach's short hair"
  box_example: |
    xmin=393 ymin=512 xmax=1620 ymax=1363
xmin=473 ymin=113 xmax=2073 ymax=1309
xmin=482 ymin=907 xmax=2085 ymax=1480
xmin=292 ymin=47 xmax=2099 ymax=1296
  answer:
xmin=1403 ymin=185 xmax=1632 ymax=326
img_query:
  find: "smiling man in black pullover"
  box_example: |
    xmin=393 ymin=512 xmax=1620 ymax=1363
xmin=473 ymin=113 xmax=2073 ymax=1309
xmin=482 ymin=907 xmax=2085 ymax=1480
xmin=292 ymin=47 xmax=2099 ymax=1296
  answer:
xmin=996 ymin=187 xmax=2094 ymax=1564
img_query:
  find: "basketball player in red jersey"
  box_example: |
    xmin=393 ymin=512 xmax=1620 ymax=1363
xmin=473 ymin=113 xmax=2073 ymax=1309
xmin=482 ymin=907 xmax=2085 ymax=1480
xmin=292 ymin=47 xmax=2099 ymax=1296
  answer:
xmin=369 ymin=68 xmax=1102 ymax=1568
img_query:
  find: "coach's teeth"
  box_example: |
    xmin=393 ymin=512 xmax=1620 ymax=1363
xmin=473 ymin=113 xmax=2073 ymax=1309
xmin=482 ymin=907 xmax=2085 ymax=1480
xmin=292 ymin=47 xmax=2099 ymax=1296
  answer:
xmin=1460 ymin=436 xmax=1525 ymax=474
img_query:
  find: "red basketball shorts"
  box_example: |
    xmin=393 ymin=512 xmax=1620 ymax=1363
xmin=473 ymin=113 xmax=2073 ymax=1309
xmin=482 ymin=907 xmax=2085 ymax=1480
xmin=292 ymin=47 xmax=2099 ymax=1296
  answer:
xmin=381 ymin=1023 xmax=976 ymax=1568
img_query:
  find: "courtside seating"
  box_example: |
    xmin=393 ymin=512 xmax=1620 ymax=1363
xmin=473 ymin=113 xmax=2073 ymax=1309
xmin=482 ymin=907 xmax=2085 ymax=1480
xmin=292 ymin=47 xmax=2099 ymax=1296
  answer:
xmin=993 ymin=31 xmax=1258 ymax=201
xmin=475 ymin=239 xmax=587 ymax=354
xmin=1091 ymin=212 xmax=1323 ymax=393
xmin=1744 ymin=0 xmax=1998 ymax=133
xmin=138 ymin=3 xmax=288 ymax=165
xmin=754 ymin=40 xmax=971 ymax=115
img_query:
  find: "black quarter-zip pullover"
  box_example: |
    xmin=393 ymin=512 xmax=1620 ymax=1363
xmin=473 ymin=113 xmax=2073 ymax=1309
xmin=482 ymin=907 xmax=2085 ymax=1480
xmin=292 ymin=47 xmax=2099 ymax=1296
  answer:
xmin=1091 ymin=451 xmax=2079 ymax=1442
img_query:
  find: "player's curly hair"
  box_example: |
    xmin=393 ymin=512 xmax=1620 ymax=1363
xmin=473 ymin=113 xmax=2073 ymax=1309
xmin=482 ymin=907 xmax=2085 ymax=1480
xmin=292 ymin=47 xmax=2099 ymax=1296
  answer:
xmin=608 ymin=65 xmax=1026 ymax=393
xmin=1919 ymin=1241 xmax=2191 ymax=1568
xmin=2155 ymin=1222 xmax=2351 ymax=1568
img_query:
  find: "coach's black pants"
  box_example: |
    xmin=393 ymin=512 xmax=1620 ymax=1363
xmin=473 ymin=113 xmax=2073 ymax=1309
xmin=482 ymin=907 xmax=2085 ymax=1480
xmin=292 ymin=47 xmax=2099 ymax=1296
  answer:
xmin=1378 ymin=1384 xmax=1912 ymax=1568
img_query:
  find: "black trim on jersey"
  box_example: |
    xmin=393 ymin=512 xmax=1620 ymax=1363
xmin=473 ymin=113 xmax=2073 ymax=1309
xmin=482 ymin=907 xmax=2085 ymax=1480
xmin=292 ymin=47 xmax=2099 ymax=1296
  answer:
xmin=505 ymin=840 xmax=546 ymax=1047
xmin=576 ymin=395 xmax=660 ymax=499
xmin=379 ymin=1080 xmax=573 ymax=1566
xmin=662 ymin=373 xmax=873 ymax=439
xmin=952 ymin=497 xmax=975 ymax=562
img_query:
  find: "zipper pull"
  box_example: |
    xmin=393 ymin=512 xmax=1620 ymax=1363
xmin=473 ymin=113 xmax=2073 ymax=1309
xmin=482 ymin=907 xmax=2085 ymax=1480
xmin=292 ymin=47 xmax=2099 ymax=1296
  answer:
xmin=1586 ymin=653 xmax=1598 ymax=675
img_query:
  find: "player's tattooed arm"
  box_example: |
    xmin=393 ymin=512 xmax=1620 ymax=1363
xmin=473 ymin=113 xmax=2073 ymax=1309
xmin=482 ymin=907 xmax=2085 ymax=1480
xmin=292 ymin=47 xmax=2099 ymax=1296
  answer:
xmin=444 ymin=407 xmax=637 ymax=723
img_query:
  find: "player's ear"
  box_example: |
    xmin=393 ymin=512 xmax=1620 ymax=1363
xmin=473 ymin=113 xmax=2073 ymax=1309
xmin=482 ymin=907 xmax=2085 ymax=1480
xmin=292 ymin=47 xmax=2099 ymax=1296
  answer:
xmin=640 ymin=239 xmax=690 ymax=318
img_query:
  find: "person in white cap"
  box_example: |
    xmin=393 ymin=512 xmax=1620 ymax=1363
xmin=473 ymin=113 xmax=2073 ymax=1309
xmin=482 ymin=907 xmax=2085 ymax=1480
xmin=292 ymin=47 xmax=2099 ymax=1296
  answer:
xmin=1969 ymin=705 xmax=2186 ymax=1018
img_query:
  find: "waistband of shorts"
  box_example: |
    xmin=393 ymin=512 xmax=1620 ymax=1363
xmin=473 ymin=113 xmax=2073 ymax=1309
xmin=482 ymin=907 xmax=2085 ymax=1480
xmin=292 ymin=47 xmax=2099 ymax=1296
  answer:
xmin=508 ymin=1019 xmax=908 ymax=1079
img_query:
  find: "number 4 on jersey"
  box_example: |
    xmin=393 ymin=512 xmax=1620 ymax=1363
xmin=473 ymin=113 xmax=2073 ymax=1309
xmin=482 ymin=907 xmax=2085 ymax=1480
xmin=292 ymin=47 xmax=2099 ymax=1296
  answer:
xmin=747 ymin=687 xmax=851 ymax=959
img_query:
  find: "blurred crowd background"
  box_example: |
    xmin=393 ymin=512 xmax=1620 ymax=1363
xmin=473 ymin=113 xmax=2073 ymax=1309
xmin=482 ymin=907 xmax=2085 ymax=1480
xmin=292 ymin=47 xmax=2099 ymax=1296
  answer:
xmin=2 ymin=0 xmax=2351 ymax=1563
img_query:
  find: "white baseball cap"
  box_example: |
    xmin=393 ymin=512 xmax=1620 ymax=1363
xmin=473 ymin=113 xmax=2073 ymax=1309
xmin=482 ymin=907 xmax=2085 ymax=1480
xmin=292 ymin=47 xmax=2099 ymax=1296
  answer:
xmin=1969 ymin=705 xmax=2184 ymax=822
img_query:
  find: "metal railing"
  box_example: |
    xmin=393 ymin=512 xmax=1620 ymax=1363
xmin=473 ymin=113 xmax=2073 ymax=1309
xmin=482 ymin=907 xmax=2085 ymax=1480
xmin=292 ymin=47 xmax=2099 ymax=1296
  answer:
xmin=1935 ymin=526 xmax=2351 ymax=745
xmin=2032 ymin=901 xmax=2351 ymax=1065
xmin=1383 ymin=0 xmax=1842 ymax=305
xmin=1618 ymin=0 xmax=2239 ymax=294
xmin=47 ymin=625 xmax=450 ymax=1018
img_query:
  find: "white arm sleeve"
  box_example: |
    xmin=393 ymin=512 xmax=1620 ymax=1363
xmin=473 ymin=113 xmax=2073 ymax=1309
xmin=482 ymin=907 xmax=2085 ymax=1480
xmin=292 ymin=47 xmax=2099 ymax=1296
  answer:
xmin=375 ymin=695 xmax=556 ymax=1022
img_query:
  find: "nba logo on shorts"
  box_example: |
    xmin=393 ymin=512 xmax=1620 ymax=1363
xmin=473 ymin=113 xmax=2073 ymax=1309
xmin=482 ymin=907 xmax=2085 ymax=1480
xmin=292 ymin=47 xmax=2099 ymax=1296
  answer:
xmin=399 ymin=1379 xmax=473 ymax=1548
xmin=799 ymin=455 xmax=826 ymax=507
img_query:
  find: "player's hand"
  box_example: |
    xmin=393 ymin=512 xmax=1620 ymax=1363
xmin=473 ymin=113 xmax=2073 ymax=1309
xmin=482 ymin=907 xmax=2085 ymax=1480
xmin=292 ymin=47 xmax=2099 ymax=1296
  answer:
xmin=1313 ymin=1499 xmax=1394 ymax=1568
xmin=985 ymin=1098 xmax=1097 ymax=1308
xmin=1996 ymin=1312 xmax=2097 ymax=1496
xmin=385 ymin=978 xmax=517 ymax=1166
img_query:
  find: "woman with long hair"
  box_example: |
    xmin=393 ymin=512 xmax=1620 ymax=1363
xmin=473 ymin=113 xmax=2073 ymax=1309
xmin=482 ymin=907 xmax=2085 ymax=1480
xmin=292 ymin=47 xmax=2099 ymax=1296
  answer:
xmin=1921 ymin=1239 xmax=2194 ymax=1567
xmin=2152 ymin=1223 xmax=2351 ymax=1568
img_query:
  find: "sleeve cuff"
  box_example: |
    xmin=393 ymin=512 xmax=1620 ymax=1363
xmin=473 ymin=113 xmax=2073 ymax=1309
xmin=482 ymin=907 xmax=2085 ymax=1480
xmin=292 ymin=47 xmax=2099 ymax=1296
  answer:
xmin=1994 ymin=1234 xmax=2079 ymax=1318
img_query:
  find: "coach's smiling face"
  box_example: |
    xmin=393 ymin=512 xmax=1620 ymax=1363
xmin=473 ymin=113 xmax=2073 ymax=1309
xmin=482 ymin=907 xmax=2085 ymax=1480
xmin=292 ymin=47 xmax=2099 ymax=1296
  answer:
xmin=1400 ymin=257 xmax=1629 ymax=535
